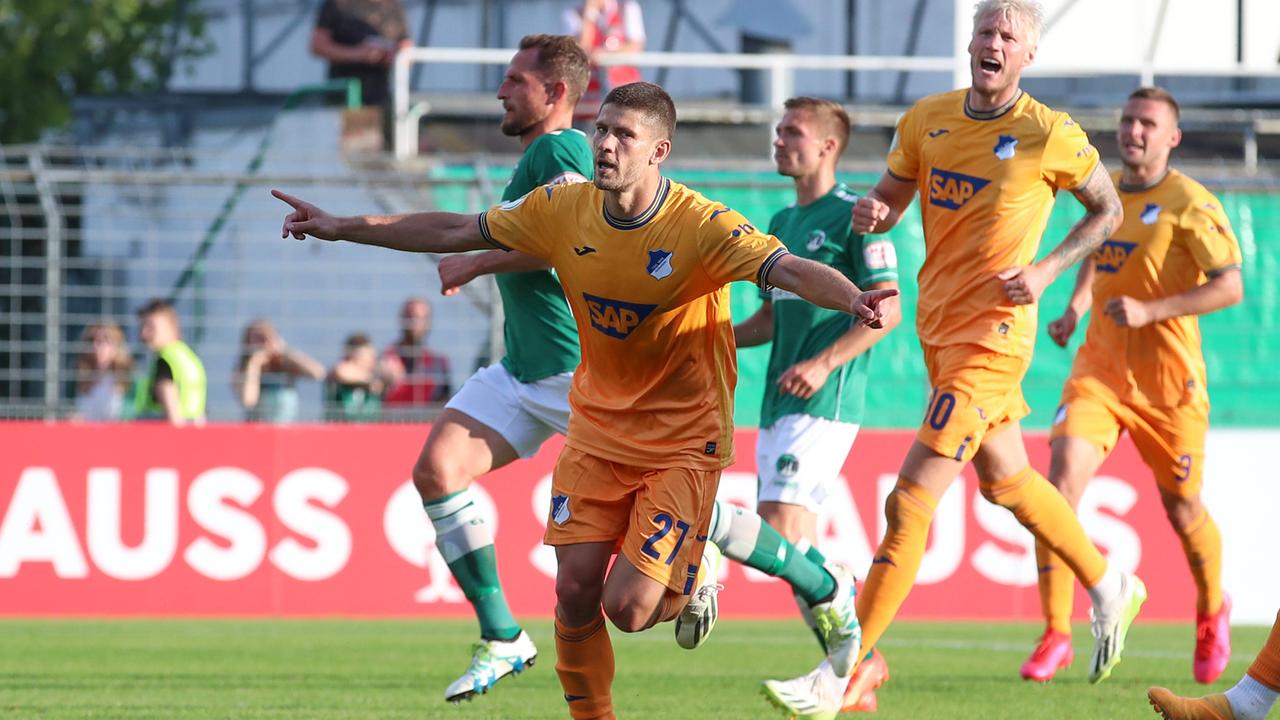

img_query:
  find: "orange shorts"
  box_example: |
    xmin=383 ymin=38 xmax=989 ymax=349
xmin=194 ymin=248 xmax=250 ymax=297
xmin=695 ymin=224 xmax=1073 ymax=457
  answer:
xmin=917 ymin=343 xmax=1032 ymax=463
xmin=543 ymin=446 xmax=720 ymax=595
xmin=1050 ymin=374 xmax=1207 ymax=496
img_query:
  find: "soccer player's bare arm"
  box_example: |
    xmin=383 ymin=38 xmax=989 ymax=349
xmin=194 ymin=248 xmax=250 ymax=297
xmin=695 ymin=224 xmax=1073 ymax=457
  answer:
xmin=733 ymin=300 xmax=774 ymax=348
xmin=1048 ymin=261 xmax=1096 ymax=347
xmin=1105 ymin=267 xmax=1243 ymax=329
xmin=1045 ymin=164 xmax=1125 ymax=277
xmin=438 ymin=250 xmax=550 ymax=296
xmin=852 ymin=172 xmax=917 ymax=235
xmin=272 ymin=189 xmax=490 ymax=254
xmin=766 ymin=254 xmax=898 ymax=327
xmin=1002 ymin=164 xmax=1124 ymax=305
xmin=776 ymin=279 xmax=901 ymax=399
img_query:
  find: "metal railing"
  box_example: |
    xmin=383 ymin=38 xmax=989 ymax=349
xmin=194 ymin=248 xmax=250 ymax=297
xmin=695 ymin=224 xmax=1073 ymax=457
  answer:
xmin=390 ymin=46 xmax=1280 ymax=163
xmin=0 ymin=141 xmax=502 ymax=422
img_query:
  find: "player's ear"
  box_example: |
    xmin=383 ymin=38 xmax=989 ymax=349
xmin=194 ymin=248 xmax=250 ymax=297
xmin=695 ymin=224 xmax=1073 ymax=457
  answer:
xmin=651 ymin=138 xmax=672 ymax=165
xmin=546 ymin=80 xmax=567 ymax=106
xmin=1023 ymin=43 xmax=1037 ymax=68
xmin=1169 ymin=125 xmax=1183 ymax=150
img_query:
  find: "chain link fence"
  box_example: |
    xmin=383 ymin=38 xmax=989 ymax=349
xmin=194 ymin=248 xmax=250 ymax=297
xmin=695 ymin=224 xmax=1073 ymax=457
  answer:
xmin=0 ymin=130 xmax=504 ymax=422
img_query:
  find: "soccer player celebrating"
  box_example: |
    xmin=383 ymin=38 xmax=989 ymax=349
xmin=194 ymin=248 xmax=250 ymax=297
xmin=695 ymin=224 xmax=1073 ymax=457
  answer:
xmin=723 ymin=96 xmax=900 ymax=713
xmin=274 ymin=81 xmax=894 ymax=720
xmin=765 ymin=1 xmax=1143 ymax=715
xmin=1149 ymin=609 xmax=1280 ymax=719
xmin=1023 ymin=87 xmax=1243 ymax=684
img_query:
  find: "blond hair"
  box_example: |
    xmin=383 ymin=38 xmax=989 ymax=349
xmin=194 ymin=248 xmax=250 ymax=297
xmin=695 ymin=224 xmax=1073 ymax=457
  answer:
xmin=973 ymin=0 xmax=1044 ymax=46
xmin=75 ymin=321 xmax=133 ymax=394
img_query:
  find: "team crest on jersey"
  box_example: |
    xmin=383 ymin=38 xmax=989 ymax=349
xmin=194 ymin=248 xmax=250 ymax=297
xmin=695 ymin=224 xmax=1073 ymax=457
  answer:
xmin=551 ymin=495 xmax=571 ymax=525
xmin=583 ymin=292 xmax=658 ymax=339
xmin=806 ymin=230 xmax=826 ymax=252
xmin=776 ymin=454 xmax=800 ymax=477
xmin=993 ymin=135 xmax=1018 ymax=160
xmin=1140 ymin=203 xmax=1161 ymax=224
xmin=647 ymin=250 xmax=674 ymax=280
xmin=928 ymin=168 xmax=990 ymax=210
xmin=1094 ymin=239 xmax=1138 ymax=273
xmin=1053 ymin=405 xmax=1067 ymax=426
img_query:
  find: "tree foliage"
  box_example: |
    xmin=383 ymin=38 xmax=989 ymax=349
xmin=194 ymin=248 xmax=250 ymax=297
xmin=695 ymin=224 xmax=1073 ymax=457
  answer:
xmin=0 ymin=0 xmax=211 ymax=143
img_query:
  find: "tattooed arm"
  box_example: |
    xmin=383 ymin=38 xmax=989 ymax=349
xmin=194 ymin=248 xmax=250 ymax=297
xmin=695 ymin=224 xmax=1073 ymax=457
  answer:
xmin=999 ymin=163 xmax=1124 ymax=305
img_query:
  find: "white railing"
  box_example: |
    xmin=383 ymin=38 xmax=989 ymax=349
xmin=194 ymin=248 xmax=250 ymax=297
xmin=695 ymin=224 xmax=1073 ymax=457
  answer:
xmin=391 ymin=47 xmax=959 ymax=159
xmin=391 ymin=46 xmax=1280 ymax=160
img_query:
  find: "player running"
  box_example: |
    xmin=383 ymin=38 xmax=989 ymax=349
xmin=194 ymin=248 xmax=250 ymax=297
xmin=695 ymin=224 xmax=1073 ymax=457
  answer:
xmin=765 ymin=2 xmax=1144 ymax=716
xmin=274 ymin=81 xmax=895 ymax=720
xmin=1022 ymin=86 xmax=1243 ymax=684
xmin=723 ymin=96 xmax=899 ymax=713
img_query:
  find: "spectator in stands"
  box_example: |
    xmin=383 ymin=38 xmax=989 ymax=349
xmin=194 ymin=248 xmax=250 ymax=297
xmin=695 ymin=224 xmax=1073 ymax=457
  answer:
xmin=72 ymin=321 xmax=133 ymax=422
xmin=325 ymin=332 xmax=390 ymax=421
xmin=310 ymin=0 xmax=411 ymax=108
xmin=133 ymin=299 xmax=206 ymax=425
xmin=382 ymin=296 xmax=452 ymax=406
xmin=234 ymin=319 xmax=325 ymax=423
xmin=563 ymin=0 xmax=645 ymax=121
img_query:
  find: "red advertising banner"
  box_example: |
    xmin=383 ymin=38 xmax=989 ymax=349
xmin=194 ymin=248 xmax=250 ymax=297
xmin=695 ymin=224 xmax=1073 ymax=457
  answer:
xmin=0 ymin=423 xmax=1235 ymax=620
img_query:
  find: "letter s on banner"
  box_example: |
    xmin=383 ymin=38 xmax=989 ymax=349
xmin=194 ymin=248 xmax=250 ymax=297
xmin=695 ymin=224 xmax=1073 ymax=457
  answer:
xmin=269 ymin=468 xmax=351 ymax=581
xmin=184 ymin=467 xmax=266 ymax=581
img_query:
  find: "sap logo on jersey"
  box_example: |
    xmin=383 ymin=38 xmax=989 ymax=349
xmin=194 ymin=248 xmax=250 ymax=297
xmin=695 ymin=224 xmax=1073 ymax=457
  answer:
xmin=1095 ymin=239 xmax=1138 ymax=273
xmin=584 ymin=292 xmax=658 ymax=339
xmin=928 ymin=168 xmax=990 ymax=210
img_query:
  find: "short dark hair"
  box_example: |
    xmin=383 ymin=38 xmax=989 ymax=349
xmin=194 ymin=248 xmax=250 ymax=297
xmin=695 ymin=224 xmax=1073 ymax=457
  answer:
xmin=1129 ymin=86 xmax=1180 ymax=122
xmin=784 ymin=96 xmax=852 ymax=155
xmin=343 ymin=333 xmax=372 ymax=353
xmin=602 ymin=82 xmax=677 ymax=140
xmin=137 ymin=298 xmax=176 ymax=320
xmin=519 ymin=34 xmax=591 ymax=107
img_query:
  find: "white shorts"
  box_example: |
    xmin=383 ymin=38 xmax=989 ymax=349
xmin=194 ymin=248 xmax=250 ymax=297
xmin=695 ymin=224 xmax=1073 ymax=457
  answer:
xmin=756 ymin=413 xmax=860 ymax=513
xmin=445 ymin=363 xmax=573 ymax=458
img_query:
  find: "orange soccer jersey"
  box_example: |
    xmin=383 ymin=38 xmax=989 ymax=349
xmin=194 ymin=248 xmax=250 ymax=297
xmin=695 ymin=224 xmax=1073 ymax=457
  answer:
xmin=479 ymin=177 xmax=787 ymax=471
xmin=887 ymin=89 xmax=1100 ymax=357
xmin=1071 ymin=169 xmax=1242 ymax=406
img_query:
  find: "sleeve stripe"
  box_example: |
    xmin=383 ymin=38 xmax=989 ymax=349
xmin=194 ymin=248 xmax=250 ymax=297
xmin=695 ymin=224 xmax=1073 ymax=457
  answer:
xmin=1205 ymin=263 xmax=1242 ymax=278
xmin=756 ymin=248 xmax=789 ymax=290
xmin=476 ymin=213 xmax=512 ymax=251
xmin=886 ymin=169 xmax=915 ymax=182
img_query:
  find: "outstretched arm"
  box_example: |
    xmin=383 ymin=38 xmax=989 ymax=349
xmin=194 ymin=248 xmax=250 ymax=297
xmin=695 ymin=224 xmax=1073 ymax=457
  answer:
xmin=775 ymin=280 xmax=901 ymax=399
xmin=439 ymin=250 xmax=550 ymax=296
xmin=765 ymin=254 xmax=898 ymax=328
xmin=1001 ymin=163 xmax=1124 ymax=305
xmin=273 ymin=189 xmax=492 ymax=254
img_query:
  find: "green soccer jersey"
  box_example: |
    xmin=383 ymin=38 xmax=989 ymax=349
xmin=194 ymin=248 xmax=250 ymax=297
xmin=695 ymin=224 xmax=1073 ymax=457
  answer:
xmin=494 ymin=129 xmax=593 ymax=382
xmin=759 ymin=183 xmax=899 ymax=428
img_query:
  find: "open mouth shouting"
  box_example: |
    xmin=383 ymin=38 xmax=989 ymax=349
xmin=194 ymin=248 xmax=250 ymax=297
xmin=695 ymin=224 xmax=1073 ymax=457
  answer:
xmin=977 ymin=56 xmax=1003 ymax=80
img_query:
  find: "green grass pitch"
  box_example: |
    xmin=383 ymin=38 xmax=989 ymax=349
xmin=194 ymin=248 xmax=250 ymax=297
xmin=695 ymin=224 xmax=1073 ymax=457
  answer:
xmin=0 ymin=618 xmax=1269 ymax=719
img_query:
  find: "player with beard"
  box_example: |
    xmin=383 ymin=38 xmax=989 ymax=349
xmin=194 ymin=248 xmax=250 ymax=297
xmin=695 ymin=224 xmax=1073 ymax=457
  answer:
xmin=384 ymin=33 xmax=593 ymax=704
